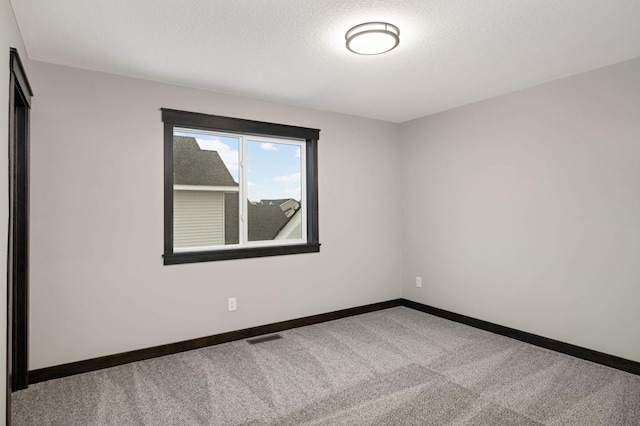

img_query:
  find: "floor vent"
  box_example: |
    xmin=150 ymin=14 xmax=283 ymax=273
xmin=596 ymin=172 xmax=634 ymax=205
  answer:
xmin=247 ymin=334 xmax=283 ymax=345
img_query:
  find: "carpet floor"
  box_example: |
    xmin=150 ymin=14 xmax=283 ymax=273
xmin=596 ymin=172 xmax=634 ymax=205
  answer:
xmin=11 ymin=307 xmax=640 ymax=425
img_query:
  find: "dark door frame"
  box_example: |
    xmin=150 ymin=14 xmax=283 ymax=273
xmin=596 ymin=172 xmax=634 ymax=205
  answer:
xmin=7 ymin=47 xmax=32 ymax=423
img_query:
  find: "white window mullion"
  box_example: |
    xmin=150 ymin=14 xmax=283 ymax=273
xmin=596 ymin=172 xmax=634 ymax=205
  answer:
xmin=239 ymin=136 xmax=248 ymax=245
xmin=300 ymin=142 xmax=307 ymax=241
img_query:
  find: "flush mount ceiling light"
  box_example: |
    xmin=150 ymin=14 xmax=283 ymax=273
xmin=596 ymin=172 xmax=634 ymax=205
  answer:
xmin=345 ymin=22 xmax=400 ymax=55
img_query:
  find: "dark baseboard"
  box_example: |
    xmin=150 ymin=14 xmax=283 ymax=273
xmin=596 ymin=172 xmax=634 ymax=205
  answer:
xmin=29 ymin=296 xmax=639 ymax=384
xmin=400 ymin=298 xmax=640 ymax=376
xmin=28 ymin=299 xmax=403 ymax=384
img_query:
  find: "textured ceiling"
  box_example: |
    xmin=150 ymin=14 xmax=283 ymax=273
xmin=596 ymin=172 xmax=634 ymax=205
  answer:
xmin=10 ymin=0 xmax=640 ymax=123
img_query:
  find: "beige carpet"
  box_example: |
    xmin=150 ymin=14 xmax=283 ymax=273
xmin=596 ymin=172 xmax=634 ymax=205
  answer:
xmin=11 ymin=307 xmax=640 ymax=425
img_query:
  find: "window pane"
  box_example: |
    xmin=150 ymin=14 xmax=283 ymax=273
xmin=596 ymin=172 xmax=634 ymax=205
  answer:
xmin=173 ymin=130 xmax=239 ymax=249
xmin=246 ymin=140 xmax=303 ymax=242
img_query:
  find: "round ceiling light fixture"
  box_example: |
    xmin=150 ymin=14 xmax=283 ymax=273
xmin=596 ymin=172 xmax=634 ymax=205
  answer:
xmin=345 ymin=22 xmax=400 ymax=55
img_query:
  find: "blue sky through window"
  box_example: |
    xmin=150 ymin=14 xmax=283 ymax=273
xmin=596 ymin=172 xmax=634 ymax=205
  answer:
xmin=247 ymin=140 xmax=301 ymax=201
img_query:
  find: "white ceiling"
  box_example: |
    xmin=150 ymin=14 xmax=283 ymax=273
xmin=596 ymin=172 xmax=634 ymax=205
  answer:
xmin=10 ymin=0 xmax=640 ymax=123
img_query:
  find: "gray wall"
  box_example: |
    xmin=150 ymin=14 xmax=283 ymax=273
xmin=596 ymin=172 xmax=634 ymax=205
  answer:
xmin=28 ymin=62 xmax=403 ymax=369
xmin=1 ymin=0 xmax=29 ymax=418
xmin=401 ymin=57 xmax=640 ymax=363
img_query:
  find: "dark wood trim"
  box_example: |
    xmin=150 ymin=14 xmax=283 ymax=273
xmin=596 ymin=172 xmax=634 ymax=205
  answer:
xmin=162 ymin=108 xmax=320 ymax=264
xmin=7 ymin=48 xmax=33 ymax=426
xmin=306 ymin=138 xmax=319 ymax=245
xmin=164 ymin=243 xmax=321 ymax=265
xmin=9 ymin=104 xmax=29 ymax=391
xmin=29 ymin=299 xmax=403 ymax=384
xmin=9 ymin=48 xmax=33 ymax=106
xmin=400 ymin=299 xmax=640 ymax=376
xmin=163 ymin=121 xmax=174 ymax=255
xmin=8 ymin=47 xmax=32 ymax=391
xmin=161 ymin=108 xmax=320 ymax=140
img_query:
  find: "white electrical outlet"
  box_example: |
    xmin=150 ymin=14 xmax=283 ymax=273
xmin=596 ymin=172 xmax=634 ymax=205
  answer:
xmin=416 ymin=277 xmax=422 ymax=288
xmin=228 ymin=297 xmax=237 ymax=311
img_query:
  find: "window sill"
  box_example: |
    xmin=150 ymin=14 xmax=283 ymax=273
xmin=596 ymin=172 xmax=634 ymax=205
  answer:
xmin=163 ymin=243 xmax=321 ymax=265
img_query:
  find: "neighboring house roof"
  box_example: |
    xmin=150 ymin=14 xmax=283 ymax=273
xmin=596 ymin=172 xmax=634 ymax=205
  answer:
xmin=173 ymin=136 xmax=238 ymax=187
xmin=275 ymin=208 xmax=302 ymax=240
xmin=248 ymin=200 xmax=300 ymax=241
xmin=258 ymin=199 xmax=299 ymax=218
xmin=224 ymin=193 xmax=240 ymax=244
xmin=224 ymin=195 xmax=301 ymax=242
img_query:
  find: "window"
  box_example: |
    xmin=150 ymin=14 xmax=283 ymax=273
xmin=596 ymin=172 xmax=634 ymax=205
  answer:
xmin=162 ymin=109 xmax=320 ymax=264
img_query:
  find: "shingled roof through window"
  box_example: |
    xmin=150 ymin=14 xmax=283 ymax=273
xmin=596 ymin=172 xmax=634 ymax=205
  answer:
xmin=224 ymin=194 xmax=300 ymax=242
xmin=173 ymin=136 xmax=238 ymax=187
xmin=248 ymin=200 xmax=300 ymax=241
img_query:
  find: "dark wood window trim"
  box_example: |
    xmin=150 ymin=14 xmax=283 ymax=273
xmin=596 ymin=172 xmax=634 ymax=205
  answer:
xmin=162 ymin=108 xmax=320 ymax=264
